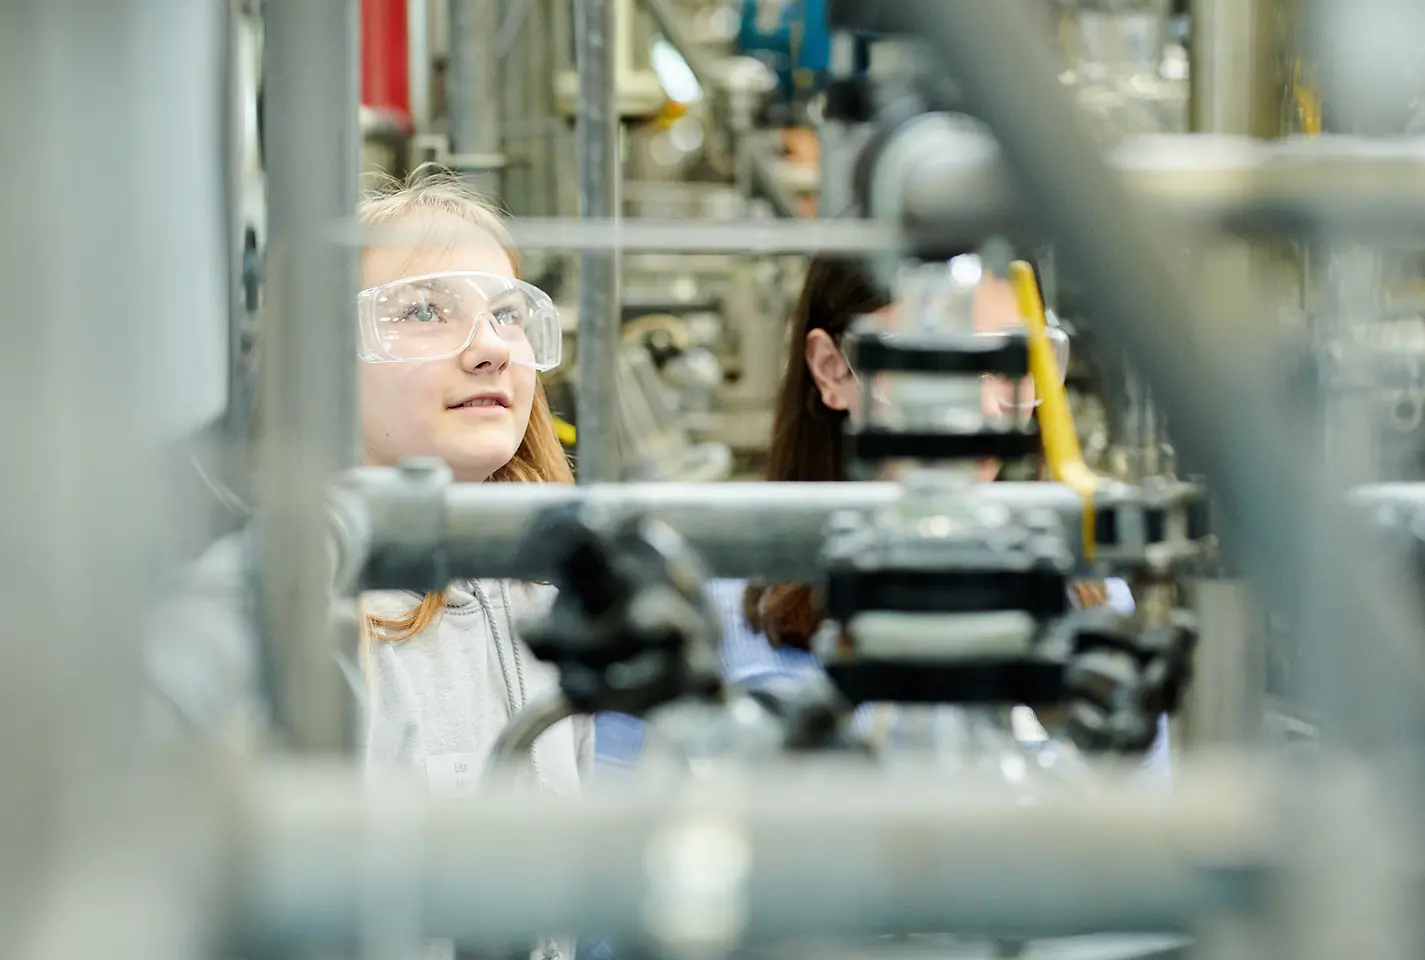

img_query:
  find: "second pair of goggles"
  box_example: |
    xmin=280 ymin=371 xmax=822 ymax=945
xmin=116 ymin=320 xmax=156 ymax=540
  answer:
xmin=979 ymin=319 xmax=1069 ymax=411
xmin=357 ymin=271 xmax=562 ymax=371
xmin=849 ymin=323 xmax=1069 ymax=410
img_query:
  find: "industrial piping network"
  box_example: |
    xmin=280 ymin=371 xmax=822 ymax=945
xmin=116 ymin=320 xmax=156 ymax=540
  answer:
xmin=8 ymin=1 xmax=1425 ymax=959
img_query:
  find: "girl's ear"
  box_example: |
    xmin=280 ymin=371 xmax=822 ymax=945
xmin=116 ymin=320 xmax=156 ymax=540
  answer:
xmin=805 ymin=329 xmax=854 ymax=411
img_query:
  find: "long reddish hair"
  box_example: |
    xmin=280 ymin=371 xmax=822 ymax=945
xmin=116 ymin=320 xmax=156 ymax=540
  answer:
xmin=359 ymin=166 xmax=574 ymax=644
xmin=742 ymin=257 xmax=889 ymax=649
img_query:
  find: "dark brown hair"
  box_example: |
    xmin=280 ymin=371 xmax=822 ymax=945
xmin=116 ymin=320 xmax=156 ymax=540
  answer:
xmin=742 ymin=257 xmax=891 ymax=649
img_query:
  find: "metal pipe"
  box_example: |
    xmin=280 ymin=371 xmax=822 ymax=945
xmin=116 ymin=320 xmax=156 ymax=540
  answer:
xmin=1189 ymin=0 xmax=1280 ymax=138
xmin=408 ymin=0 xmax=433 ymax=133
xmin=0 ymin=0 xmax=229 ymax=942
xmin=888 ymin=0 xmax=1425 ymax=752
xmin=346 ymin=470 xmax=1167 ymax=585
xmin=259 ymin=0 xmax=362 ymax=752
xmin=574 ymin=0 xmax=623 ymax=482
xmin=1182 ymin=579 xmax=1266 ymax=745
xmin=344 ymin=135 xmax=1425 ymax=252
xmin=223 ymin=0 xmax=253 ymax=433
xmin=447 ymin=0 xmax=504 ymax=196
xmin=230 ymin=758 xmax=1271 ymax=949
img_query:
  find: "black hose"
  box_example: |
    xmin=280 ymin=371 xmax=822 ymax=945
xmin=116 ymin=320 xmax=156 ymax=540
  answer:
xmin=887 ymin=0 xmax=1425 ymax=751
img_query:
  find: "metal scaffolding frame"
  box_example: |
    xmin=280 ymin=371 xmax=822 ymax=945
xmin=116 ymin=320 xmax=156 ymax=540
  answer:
xmin=7 ymin=0 xmax=1425 ymax=957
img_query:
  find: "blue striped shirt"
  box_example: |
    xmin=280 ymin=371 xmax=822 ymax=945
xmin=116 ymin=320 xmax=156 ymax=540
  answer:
xmin=594 ymin=578 xmax=1172 ymax=784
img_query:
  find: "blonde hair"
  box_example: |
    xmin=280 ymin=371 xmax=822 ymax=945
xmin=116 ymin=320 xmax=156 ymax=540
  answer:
xmin=359 ymin=165 xmax=574 ymax=646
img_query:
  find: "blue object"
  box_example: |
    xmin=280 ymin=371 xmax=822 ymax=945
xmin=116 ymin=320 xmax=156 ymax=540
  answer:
xmin=734 ymin=0 xmax=831 ymax=105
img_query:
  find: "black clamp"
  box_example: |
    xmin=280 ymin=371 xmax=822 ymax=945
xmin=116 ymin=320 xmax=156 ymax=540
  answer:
xmin=841 ymin=327 xmax=1040 ymax=466
xmin=819 ymin=507 xmax=1075 ymax=707
xmin=1064 ymin=607 xmax=1198 ymax=753
xmin=844 ymin=329 xmax=1030 ymax=377
xmin=516 ymin=504 xmax=721 ymax=716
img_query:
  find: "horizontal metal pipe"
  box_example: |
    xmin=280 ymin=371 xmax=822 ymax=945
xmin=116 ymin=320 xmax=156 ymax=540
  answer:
xmin=339 ymin=135 xmax=1425 ymax=253
xmin=352 ymin=217 xmax=906 ymax=254
xmin=346 ymin=470 xmax=1123 ymax=585
xmin=1350 ymin=482 xmax=1425 ymax=511
xmin=230 ymin=758 xmax=1272 ymax=949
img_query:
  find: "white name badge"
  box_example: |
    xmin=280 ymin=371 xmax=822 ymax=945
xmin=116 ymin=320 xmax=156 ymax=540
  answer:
xmin=424 ymin=753 xmax=486 ymax=797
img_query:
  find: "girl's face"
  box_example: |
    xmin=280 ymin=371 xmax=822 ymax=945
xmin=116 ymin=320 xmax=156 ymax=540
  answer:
xmin=803 ymin=272 xmax=1036 ymax=481
xmin=359 ymin=210 xmax=537 ymax=482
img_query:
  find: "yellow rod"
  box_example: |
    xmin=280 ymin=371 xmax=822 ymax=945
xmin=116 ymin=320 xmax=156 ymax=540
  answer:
xmin=1009 ymin=260 xmax=1098 ymax=561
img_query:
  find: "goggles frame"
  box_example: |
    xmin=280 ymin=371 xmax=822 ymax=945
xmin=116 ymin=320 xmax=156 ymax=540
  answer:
xmin=356 ymin=270 xmax=563 ymax=372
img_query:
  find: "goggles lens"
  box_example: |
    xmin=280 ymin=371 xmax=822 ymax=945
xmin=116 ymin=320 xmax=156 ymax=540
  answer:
xmin=845 ymin=325 xmax=1071 ymax=413
xmin=977 ymin=324 xmax=1070 ymax=411
xmin=357 ymin=271 xmax=562 ymax=371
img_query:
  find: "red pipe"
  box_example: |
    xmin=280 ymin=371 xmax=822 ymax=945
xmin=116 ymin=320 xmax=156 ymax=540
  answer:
xmin=361 ymin=0 xmax=412 ymax=131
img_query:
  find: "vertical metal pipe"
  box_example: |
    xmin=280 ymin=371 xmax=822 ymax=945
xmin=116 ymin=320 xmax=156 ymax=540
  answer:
xmin=409 ymin=0 xmax=433 ymax=133
xmin=574 ymin=0 xmax=623 ymax=482
xmin=448 ymin=0 xmax=505 ymax=199
xmin=1189 ymin=0 xmax=1280 ymax=138
xmin=0 ymin=3 xmax=65 ymax=944
xmin=1182 ymin=579 xmax=1266 ymax=745
xmin=260 ymin=0 xmax=362 ymax=752
xmin=1183 ymin=0 xmax=1291 ymax=748
xmin=0 ymin=0 xmax=228 ymax=938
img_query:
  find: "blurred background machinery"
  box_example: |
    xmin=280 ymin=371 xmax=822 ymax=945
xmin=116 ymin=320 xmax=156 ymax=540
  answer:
xmin=187 ymin=0 xmax=1425 ymax=752
xmin=19 ymin=0 xmax=1425 ymax=959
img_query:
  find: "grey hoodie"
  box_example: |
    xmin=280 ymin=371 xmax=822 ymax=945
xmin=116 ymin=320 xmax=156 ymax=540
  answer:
xmin=145 ymin=532 xmax=592 ymax=792
xmin=146 ymin=536 xmax=591 ymax=958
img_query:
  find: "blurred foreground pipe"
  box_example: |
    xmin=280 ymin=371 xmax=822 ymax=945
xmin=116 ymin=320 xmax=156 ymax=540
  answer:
xmin=231 ymin=758 xmax=1271 ymax=949
xmin=0 ymin=0 xmax=228 ymax=945
xmin=260 ymin=0 xmax=362 ymax=751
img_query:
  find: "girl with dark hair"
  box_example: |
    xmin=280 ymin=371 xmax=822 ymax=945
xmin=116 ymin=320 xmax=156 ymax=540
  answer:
xmin=705 ymin=254 xmax=1172 ymax=778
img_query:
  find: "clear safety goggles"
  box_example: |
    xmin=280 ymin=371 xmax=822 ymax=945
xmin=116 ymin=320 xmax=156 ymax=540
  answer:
xmin=357 ymin=271 xmax=562 ymax=371
xmin=977 ymin=322 xmax=1070 ymax=412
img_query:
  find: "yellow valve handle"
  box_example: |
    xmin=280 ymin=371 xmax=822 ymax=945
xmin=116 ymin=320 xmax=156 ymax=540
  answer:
xmin=1009 ymin=260 xmax=1098 ymax=561
xmin=554 ymin=416 xmax=577 ymax=446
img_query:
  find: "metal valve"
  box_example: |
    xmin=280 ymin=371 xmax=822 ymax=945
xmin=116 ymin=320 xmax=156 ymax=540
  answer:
xmin=1065 ymin=606 xmax=1198 ymax=753
xmin=516 ymin=503 xmax=722 ymax=716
